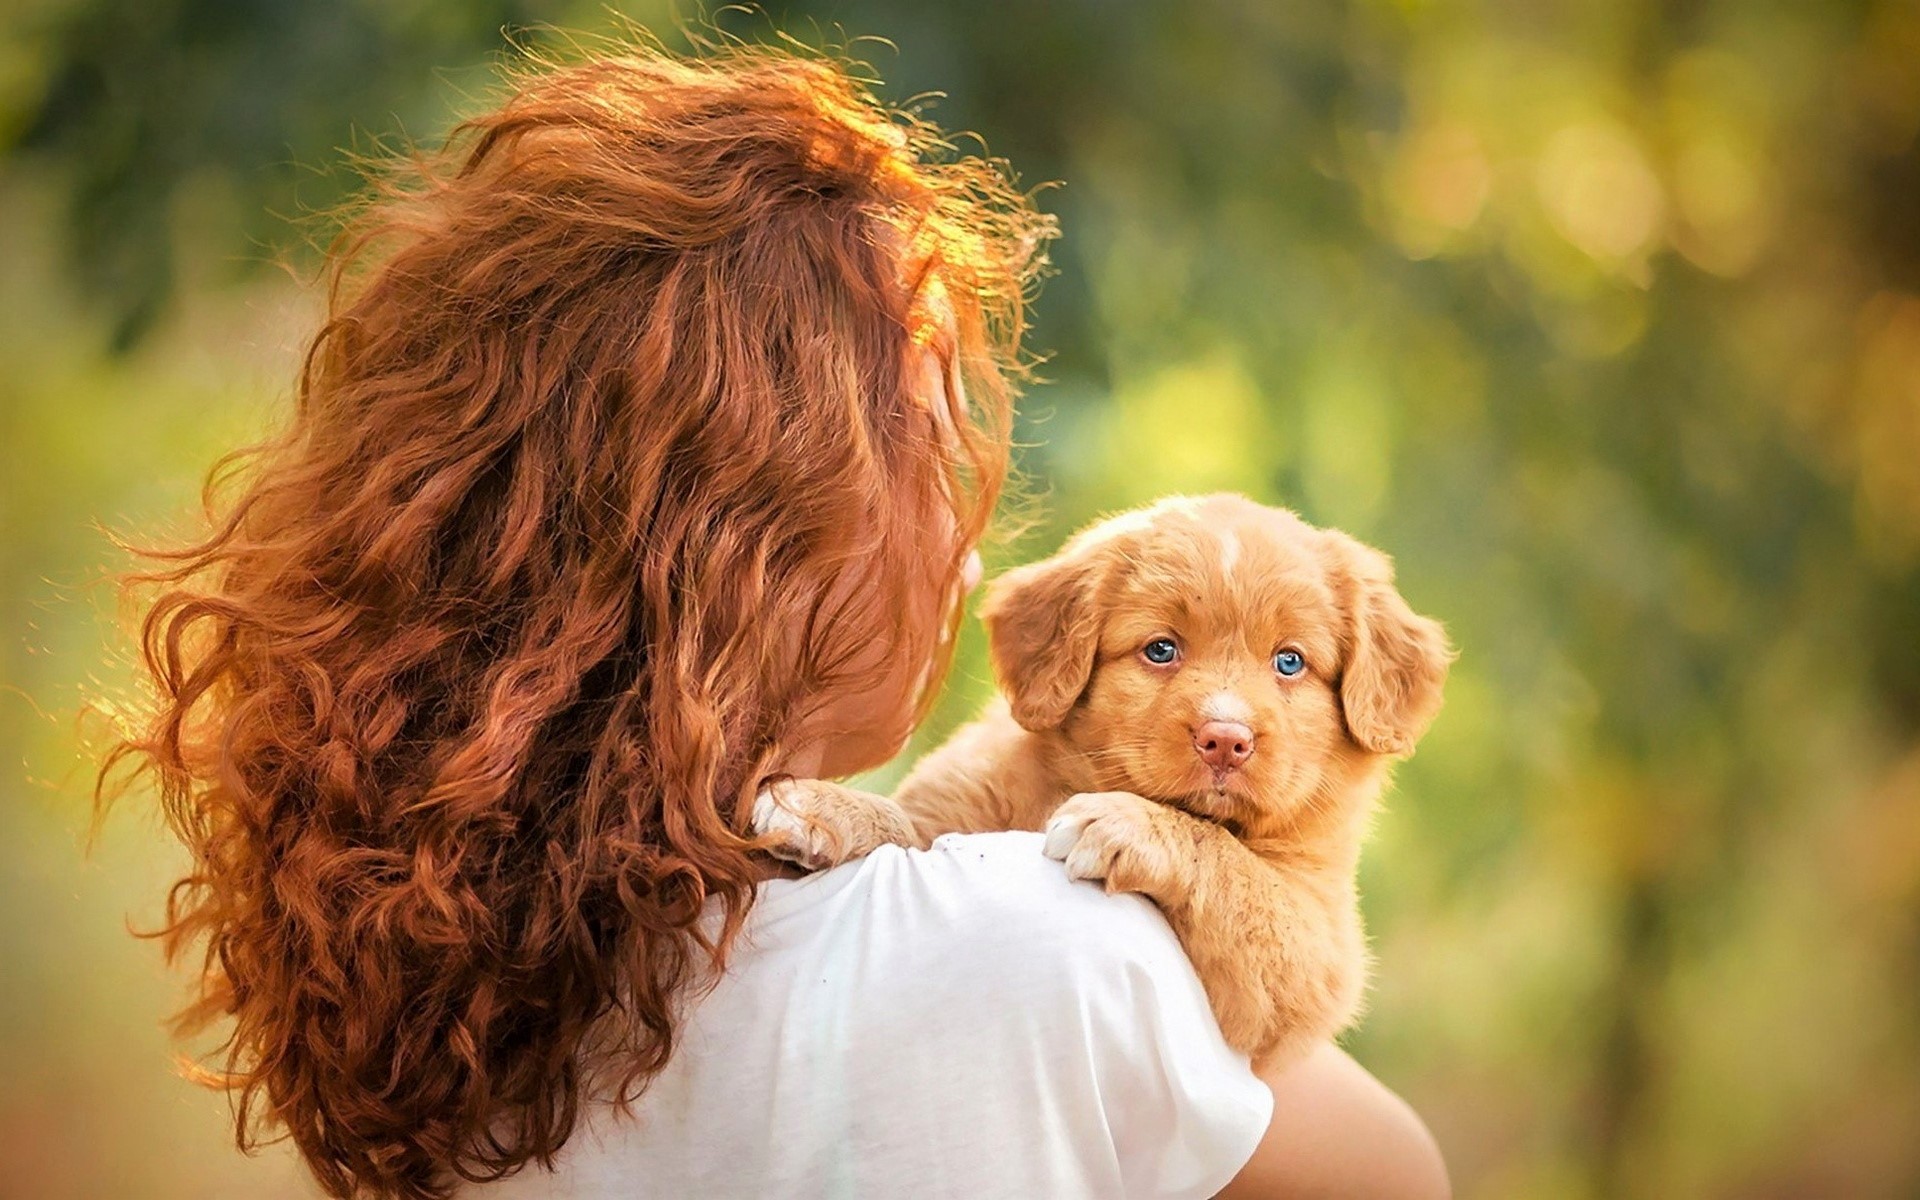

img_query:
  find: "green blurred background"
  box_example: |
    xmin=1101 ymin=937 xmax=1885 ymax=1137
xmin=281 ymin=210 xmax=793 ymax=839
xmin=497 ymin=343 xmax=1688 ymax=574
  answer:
xmin=5 ymin=2 xmax=1919 ymax=1197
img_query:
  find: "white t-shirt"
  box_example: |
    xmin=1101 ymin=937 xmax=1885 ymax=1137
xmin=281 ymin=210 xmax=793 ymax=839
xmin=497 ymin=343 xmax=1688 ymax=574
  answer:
xmin=469 ymin=831 xmax=1272 ymax=1200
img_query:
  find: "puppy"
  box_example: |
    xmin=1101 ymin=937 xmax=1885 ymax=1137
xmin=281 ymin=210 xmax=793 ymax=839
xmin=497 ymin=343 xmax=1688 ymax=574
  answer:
xmin=755 ymin=493 xmax=1453 ymax=1065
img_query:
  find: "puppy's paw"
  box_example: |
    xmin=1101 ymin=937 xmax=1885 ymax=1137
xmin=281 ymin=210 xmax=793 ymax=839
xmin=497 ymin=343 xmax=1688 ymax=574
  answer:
xmin=1043 ymin=791 xmax=1192 ymax=902
xmin=751 ymin=778 xmax=917 ymax=872
xmin=751 ymin=780 xmax=840 ymax=871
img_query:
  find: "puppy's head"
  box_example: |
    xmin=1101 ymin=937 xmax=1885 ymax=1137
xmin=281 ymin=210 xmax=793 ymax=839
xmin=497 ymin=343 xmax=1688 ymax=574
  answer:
xmin=982 ymin=494 xmax=1453 ymax=833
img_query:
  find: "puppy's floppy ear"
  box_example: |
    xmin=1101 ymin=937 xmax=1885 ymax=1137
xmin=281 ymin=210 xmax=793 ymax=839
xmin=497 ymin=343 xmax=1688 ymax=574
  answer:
xmin=1327 ymin=533 xmax=1455 ymax=756
xmin=981 ymin=552 xmax=1105 ymax=731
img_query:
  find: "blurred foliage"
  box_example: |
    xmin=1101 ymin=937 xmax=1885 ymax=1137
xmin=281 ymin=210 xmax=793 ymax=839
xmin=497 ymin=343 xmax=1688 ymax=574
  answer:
xmin=12 ymin=0 xmax=544 ymax=348
xmin=4 ymin=1 xmax=1919 ymax=1198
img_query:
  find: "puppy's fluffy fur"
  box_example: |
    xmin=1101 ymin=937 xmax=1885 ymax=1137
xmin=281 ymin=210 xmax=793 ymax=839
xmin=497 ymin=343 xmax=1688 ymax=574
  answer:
xmin=756 ymin=493 xmax=1453 ymax=1065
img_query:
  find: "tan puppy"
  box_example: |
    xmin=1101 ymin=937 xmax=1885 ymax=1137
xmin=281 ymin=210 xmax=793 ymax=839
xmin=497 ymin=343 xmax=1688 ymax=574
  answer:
xmin=755 ymin=493 xmax=1453 ymax=1065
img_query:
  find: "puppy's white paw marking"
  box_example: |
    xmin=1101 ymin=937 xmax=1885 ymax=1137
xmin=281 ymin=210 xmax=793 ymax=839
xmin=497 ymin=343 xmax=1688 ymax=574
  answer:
xmin=1045 ymin=791 xmax=1185 ymax=898
xmin=1042 ymin=811 xmax=1089 ymax=861
xmin=1064 ymin=833 xmax=1120 ymax=885
xmin=751 ymin=782 xmax=835 ymax=871
xmin=1046 ymin=793 xmax=1137 ymax=883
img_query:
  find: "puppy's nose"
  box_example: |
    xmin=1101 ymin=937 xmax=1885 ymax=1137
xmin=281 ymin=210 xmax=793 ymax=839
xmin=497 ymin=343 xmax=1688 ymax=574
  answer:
xmin=1192 ymin=721 xmax=1255 ymax=772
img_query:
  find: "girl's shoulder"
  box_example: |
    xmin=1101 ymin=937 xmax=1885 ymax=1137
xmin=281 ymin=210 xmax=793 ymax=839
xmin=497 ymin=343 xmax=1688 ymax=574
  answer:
xmin=751 ymin=828 xmax=1182 ymax=969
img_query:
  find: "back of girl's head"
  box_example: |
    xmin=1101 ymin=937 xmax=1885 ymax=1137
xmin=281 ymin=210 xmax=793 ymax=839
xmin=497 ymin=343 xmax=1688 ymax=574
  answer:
xmin=100 ymin=39 xmax=1052 ymax=1199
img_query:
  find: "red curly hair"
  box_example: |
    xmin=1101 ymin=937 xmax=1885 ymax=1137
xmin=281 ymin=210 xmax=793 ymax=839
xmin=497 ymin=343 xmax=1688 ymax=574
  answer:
xmin=99 ymin=41 xmax=1051 ymax=1200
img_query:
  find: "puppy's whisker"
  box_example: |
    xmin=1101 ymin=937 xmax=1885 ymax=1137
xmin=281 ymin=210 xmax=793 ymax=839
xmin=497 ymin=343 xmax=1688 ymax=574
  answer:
xmin=1084 ymin=735 xmax=1166 ymax=754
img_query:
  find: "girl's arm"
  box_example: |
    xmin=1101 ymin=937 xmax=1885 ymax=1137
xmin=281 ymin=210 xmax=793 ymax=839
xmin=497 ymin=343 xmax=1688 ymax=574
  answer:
xmin=1218 ymin=1043 xmax=1451 ymax=1200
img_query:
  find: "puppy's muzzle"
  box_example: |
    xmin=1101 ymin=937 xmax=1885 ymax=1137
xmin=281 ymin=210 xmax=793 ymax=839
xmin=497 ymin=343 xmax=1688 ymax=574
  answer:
xmin=1192 ymin=720 xmax=1254 ymax=775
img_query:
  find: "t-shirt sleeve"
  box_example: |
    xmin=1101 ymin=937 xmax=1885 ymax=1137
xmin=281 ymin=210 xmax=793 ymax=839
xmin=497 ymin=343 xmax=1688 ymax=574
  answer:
xmin=1082 ymin=902 xmax=1274 ymax=1190
xmin=927 ymin=832 xmax=1275 ymax=1200
xmin=1067 ymin=892 xmax=1274 ymax=1199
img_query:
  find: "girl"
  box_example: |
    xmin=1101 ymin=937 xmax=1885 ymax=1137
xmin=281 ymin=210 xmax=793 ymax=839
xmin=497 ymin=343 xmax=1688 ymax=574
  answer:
xmin=107 ymin=42 xmax=1446 ymax=1200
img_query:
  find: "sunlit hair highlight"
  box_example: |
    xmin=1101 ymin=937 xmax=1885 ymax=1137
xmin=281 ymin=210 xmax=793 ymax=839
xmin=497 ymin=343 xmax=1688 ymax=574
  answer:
xmin=97 ymin=40 xmax=1052 ymax=1200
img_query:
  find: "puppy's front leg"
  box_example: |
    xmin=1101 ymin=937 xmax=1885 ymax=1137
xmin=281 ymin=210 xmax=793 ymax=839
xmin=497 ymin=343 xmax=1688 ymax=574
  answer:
xmin=1043 ymin=792 xmax=1364 ymax=1067
xmin=751 ymin=778 xmax=923 ymax=870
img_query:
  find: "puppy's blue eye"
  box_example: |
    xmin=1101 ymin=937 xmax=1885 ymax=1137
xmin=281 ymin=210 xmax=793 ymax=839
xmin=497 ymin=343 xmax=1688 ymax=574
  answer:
xmin=1142 ymin=638 xmax=1179 ymax=665
xmin=1273 ymin=649 xmax=1306 ymax=677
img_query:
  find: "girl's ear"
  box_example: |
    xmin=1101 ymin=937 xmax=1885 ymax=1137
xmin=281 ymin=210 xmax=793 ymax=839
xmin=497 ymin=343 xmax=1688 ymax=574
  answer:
xmin=981 ymin=552 xmax=1106 ymax=731
xmin=1325 ymin=532 xmax=1455 ymax=756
